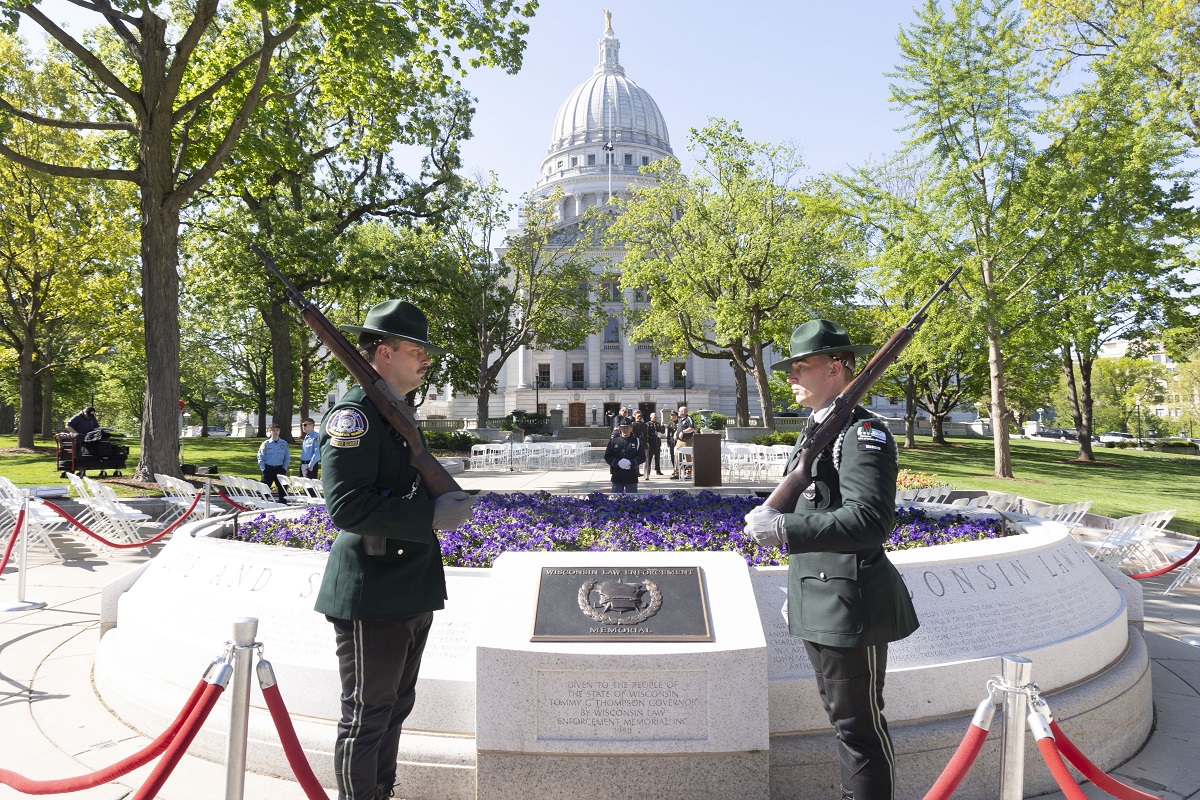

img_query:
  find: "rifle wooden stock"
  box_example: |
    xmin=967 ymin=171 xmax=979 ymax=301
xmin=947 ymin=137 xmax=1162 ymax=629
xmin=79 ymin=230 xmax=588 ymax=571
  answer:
xmin=763 ymin=265 xmax=963 ymax=513
xmin=252 ymin=244 xmax=462 ymax=503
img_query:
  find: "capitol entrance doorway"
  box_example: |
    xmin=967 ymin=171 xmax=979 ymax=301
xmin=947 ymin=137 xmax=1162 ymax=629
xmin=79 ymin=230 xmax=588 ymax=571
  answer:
xmin=568 ymin=403 xmax=586 ymax=427
xmin=638 ymin=402 xmax=656 ymax=421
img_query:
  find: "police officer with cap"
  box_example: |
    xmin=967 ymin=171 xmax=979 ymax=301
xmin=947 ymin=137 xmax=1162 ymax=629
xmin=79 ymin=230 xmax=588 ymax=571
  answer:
xmin=314 ymin=299 xmax=475 ymax=800
xmin=743 ymin=319 xmax=919 ymax=800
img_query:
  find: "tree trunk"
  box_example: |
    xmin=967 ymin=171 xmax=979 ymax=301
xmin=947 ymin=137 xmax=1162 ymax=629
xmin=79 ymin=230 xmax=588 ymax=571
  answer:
xmin=476 ymin=384 xmax=492 ymax=426
xmin=299 ymin=336 xmax=312 ymax=422
xmin=1063 ymin=342 xmax=1095 ymax=462
xmin=39 ymin=366 xmax=54 ymax=440
xmin=930 ymin=412 xmax=946 ymax=444
xmin=986 ymin=320 xmax=1013 ymax=478
xmin=133 ymin=16 xmax=183 ymax=481
xmin=267 ymin=299 xmax=294 ymax=441
xmin=16 ymin=336 xmax=36 ymax=449
xmin=752 ymin=351 xmax=775 ymax=430
xmin=1077 ymin=351 xmax=1097 ymax=461
xmin=903 ymin=371 xmax=917 ymax=449
xmin=731 ymin=366 xmax=749 ymax=427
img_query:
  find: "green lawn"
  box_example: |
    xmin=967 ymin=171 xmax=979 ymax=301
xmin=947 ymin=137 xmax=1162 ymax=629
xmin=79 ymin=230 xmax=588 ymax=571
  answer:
xmin=1 ymin=433 xmax=1196 ymax=535
xmin=898 ymin=437 xmax=1200 ymax=536
xmin=0 ymin=435 xmax=265 ymax=496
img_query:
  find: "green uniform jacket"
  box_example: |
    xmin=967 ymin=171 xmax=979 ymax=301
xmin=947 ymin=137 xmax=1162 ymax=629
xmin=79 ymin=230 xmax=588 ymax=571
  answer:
xmin=783 ymin=407 xmax=919 ymax=648
xmin=313 ymin=386 xmax=446 ymax=621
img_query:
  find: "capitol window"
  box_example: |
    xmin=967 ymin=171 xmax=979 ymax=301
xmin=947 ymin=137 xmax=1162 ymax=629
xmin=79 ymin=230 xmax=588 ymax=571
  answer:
xmin=624 ymin=153 xmax=633 ymax=166
xmin=557 ymin=160 xmax=563 ymax=170
xmin=570 ymin=157 xmax=578 ymax=167
xmin=642 ymin=156 xmax=650 ymax=165
xmin=587 ymin=154 xmax=596 ymax=166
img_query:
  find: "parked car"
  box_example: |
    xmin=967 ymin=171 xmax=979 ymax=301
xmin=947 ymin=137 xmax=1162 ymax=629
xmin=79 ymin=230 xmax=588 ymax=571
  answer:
xmin=204 ymin=426 xmax=231 ymax=437
xmin=1098 ymin=432 xmax=1134 ymax=444
xmin=1031 ymin=428 xmax=1076 ymax=441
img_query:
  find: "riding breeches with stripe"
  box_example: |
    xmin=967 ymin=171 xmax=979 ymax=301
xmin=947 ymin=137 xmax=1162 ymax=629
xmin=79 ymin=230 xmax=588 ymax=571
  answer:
xmin=802 ymin=640 xmax=895 ymax=800
xmin=330 ymin=613 xmax=434 ymax=800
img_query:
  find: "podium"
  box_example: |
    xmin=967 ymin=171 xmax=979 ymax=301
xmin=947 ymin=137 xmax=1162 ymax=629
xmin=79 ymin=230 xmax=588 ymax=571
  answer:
xmin=691 ymin=432 xmax=722 ymax=487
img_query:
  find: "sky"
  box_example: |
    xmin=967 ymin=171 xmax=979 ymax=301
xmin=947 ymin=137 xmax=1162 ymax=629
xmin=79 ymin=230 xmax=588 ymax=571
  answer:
xmin=22 ymin=1 xmax=925 ymax=202
xmin=457 ymin=1 xmax=922 ymax=200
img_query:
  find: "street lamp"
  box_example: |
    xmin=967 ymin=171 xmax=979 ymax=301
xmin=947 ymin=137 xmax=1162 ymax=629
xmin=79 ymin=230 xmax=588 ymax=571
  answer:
xmin=592 ymin=404 xmax=597 ymax=425
xmin=681 ymin=368 xmax=688 ymax=407
xmin=1036 ymin=407 xmax=1044 ymax=430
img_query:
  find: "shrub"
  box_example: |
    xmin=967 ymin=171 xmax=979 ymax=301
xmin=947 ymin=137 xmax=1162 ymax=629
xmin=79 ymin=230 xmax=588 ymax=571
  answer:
xmin=750 ymin=431 xmax=798 ymax=446
xmin=423 ymin=430 xmax=487 ymax=452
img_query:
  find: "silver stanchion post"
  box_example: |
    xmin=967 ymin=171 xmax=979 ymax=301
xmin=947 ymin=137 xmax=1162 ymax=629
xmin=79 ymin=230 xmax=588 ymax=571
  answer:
xmin=998 ymin=654 xmax=1033 ymax=800
xmin=3 ymin=491 xmax=48 ymax=613
xmin=204 ymin=477 xmax=212 ymax=519
xmin=225 ymin=617 xmax=259 ymax=800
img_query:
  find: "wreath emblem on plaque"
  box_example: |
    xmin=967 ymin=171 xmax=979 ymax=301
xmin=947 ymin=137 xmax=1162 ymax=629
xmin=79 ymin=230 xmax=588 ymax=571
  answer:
xmin=578 ymin=577 xmax=662 ymax=625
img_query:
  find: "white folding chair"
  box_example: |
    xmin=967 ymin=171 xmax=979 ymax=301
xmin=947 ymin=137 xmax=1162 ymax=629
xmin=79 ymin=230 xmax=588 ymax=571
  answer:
xmin=468 ymin=444 xmax=489 ymax=470
xmin=0 ymin=478 xmax=66 ymax=561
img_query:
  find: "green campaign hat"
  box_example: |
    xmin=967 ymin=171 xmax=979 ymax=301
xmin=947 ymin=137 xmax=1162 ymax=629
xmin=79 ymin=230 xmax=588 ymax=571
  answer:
xmin=339 ymin=300 xmax=447 ymax=355
xmin=769 ymin=319 xmax=875 ymax=373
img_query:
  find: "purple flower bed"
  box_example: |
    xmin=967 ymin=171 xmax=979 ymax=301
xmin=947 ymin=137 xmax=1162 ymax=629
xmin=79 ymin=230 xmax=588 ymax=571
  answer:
xmin=228 ymin=491 xmax=1006 ymax=567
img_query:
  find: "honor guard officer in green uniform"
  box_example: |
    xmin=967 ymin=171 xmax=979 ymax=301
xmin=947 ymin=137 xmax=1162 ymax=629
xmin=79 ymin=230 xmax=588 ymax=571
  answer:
xmin=314 ymin=300 xmax=476 ymax=800
xmin=744 ymin=319 xmax=919 ymax=800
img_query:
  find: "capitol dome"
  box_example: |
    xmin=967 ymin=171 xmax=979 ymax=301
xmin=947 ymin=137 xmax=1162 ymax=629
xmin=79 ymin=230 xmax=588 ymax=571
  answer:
xmin=547 ymin=16 xmax=671 ymax=154
xmin=535 ymin=12 xmax=674 ymax=203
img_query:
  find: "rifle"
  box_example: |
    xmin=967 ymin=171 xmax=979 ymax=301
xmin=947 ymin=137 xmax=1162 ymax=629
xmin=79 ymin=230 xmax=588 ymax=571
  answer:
xmin=763 ymin=265 xmax=963 ymax=513
xmin=252 ymin=244 xmax=463 ymax=530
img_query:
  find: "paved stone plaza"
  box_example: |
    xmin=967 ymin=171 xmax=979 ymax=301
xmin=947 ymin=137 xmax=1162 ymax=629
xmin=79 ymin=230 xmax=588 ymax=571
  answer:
xmin=2 ymin=468 xmax=1199 ymax=799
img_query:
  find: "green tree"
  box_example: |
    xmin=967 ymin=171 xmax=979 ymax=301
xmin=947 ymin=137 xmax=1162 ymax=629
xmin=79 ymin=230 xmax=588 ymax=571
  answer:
xmin=415 ymin=179 xmax=604 ymax=423
xmin=0 ymin=34 xmax=138 ymax=448
xmin=1090 ymin=356 xmax=1168 ymax=435
xmin=610 ymin=119 xmax=861 ymax=429
xmin=0 ymin=1 xmax=536 ymax=479
xmin=1023 ymin=0 xmax=1200 ymax=148
xmin=1036 ymin=69 xmax=1195 ymax=460
xmin=889 ymin=0 xmax=1135 ymax=476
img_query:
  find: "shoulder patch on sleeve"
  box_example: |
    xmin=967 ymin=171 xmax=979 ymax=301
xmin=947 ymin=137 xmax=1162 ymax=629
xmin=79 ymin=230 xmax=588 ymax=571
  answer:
xmin=327 ymin=407 xmax=368 ymax=447
xmin=855 ymin=420 xmax=888 ymax=444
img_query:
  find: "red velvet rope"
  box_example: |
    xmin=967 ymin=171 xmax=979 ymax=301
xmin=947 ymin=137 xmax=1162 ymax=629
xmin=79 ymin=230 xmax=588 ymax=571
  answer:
xmin=1128 ymin=540 xmax=1200 ymax=580
xmin=38 ymin=492 xmax=201 ymax=549
xmin=0 ymin=678 xmax=208 ymax=794
xmin=261 ymin=683 xmax=330 ymax=800
xmin=130 ymin=682 xmax=225 ymax=800
xmin=216 ymin=490 xmax=252 ymax=512
xmin=1049 ymin=720 xmax=1161 ymax=800
xmin=0 ymin=507 xmax=25 ymax=575
xmin=922 ymin=724 xmax=989 ymax=800
xmin=1037 ymin=737 xmax=1089 ymax=800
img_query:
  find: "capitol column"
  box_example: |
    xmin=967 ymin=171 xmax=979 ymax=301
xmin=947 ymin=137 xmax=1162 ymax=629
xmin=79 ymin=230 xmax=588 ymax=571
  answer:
xmin=587 ymin=332 xmax=601 ymax=389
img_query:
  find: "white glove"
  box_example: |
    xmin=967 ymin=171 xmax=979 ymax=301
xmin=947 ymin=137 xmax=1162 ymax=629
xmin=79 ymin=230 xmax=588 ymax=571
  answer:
xmin=432 ymin=491 xmax=477 ymax=530
xmin=744 ymin=506 xmax=787 ymax=548
xmin=617 ymin=458 xmax=632 ymax=470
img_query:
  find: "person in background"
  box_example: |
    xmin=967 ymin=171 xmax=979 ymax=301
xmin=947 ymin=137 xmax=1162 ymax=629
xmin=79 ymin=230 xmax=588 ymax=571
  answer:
xmin=743 ymin=319 xmax=918 ymax=800
xmin=666 ymin=409 xmax=679 ymax=474
xmin=66 ymin=406 xmax=99 ymax=436
xmin=645 ymin=412 xmax=664 ymax=477
xmin=604 ymin=416 xmax=645 ymax=493
xmin=632 ymin=409 xmax=650 ymax=479
xmin=671 ymin=406 xmax=695 ymax=478
xmin=257 ymin=423 xmax=290 ymax=502
xmin=299 ymin=417 xmax=321 ymax=479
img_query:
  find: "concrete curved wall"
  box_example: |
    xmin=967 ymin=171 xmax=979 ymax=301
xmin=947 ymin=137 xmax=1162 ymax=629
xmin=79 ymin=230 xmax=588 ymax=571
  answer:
xmin=93 ymin=506 xmax=1149 ymax=799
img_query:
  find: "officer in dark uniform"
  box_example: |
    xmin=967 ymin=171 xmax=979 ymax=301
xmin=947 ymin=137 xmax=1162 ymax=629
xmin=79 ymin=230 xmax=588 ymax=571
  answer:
xmin=744 ymin=319 xmax=919 ymax=800
xmin=315 ymin=300 xmax=475 ymax=800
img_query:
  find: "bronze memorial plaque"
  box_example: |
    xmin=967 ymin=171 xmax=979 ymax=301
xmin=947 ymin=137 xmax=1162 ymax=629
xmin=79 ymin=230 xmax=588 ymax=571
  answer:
xmin=531 ymin=566 xmax=713 ymax=642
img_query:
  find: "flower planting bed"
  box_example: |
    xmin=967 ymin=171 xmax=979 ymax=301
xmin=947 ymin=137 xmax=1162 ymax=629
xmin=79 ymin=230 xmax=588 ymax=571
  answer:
xmin=228 ymin=490 xmax=1006 ymax=567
